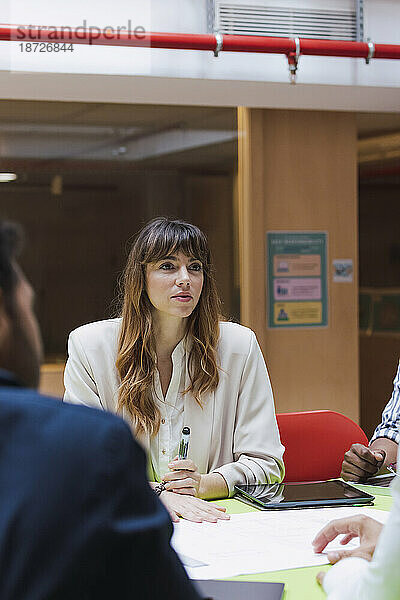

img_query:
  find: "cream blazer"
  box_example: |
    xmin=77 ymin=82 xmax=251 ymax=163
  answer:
xmin=64 ymin=319 xmax=285 ymax=495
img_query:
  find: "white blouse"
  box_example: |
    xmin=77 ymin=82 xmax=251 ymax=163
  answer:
xmin=63 ymin=319 xmax=285 ymax=494
xmin=151 ymin=339 xmax=185 ymax=479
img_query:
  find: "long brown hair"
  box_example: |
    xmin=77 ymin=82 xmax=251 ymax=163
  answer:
xmin=116 ymin=217 xmax=221 ymax=436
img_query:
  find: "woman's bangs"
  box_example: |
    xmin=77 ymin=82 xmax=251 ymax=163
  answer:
xmin=143 ymin=223 xmax=208 ymax=265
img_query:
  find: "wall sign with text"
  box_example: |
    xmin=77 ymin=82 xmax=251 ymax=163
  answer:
xmin=267 ymin=232 xmax=328 ymax=328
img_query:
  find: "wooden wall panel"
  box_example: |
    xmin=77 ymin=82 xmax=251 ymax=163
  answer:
xmin=40 ymin=364 xmax=65 ymax=398
xmin=183 ymin=174 xmax=236 ymax=321
xmin=238 ymin=108 xmax=359 ymax=421
xmin=0 ymin=170 xmax=187 ymax=356
xmin=1 ymin=168 xmax=236 ymax=358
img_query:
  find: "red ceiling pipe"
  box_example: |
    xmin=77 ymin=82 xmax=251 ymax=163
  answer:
xmin=221 ymin=35 xmax=400 ymax=64
xmin=0 ymin=25 xmax=400 ymax=60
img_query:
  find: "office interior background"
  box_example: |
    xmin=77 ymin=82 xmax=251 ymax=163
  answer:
xmin=0 ymin=0 xmax=399 ymax=438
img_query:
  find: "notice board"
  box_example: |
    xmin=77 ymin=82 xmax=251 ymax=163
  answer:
xmin=267 ymin=231 xmax=328 ymax=328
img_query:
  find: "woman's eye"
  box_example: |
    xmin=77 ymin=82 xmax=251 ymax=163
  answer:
xmin=190 ymin=263 xmax=202 ymax=271
xmin=160 ymin=263 xmax=175 ymax=270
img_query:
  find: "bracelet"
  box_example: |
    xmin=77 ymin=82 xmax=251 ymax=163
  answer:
xmin=154 ymin=481 xmax=167 ymax=496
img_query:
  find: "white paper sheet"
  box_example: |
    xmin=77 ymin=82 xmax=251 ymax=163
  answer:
xmin=171 ymin=506 xmax=389 ymax=580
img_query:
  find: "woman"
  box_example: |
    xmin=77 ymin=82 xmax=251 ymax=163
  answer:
xmin=64 ymin=217 xmax=284 ymax=522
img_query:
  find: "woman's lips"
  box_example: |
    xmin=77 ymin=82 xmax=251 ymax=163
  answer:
xmin=171 ymin=295 xmax=192 ymax=302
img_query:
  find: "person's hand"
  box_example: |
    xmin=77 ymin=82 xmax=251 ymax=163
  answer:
xmin=313 ymin=514 xmax=383 ymax=564
xmin=159 ymin=491 xmax=230 ymax=523
xmin=314 ymin=514 xmax=383 ymax=586
xmin=316 ymin=570 xmax=328 ymax=586
xmin=162 ymin=457 xmax=201 ymax=497
xmin=341 ymin=444 xmax=385 ymax=481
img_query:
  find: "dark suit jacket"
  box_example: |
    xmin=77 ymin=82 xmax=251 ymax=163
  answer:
xmin=0 ymin=375 xmax=200 ymax=600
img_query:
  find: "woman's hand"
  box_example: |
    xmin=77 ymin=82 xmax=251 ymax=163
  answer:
xmin=162 ymin=457 xmax=201 ymax=497
xmin=312 ymin=514 xmax=383 ymax=585
xmin=159 ymin=491 xmax=230 ymax=523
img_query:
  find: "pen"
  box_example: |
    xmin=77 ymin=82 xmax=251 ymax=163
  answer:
xmin=178 ymin=426 xmax=190 ymax=460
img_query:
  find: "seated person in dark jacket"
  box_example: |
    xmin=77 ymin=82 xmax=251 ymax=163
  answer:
xmin=0 ymin=221 xmax=200 ymax=600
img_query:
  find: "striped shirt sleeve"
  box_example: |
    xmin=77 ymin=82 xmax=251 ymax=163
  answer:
xmin=370 ymin=361 xmax=400 ymax=445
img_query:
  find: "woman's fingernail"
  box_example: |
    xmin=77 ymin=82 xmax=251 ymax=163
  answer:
xmin=328 ymin=552 xmax=339 ymax=563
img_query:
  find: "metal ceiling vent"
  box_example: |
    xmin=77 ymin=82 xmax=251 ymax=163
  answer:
xmin=211 ymin=1 xmax=359 ymax=41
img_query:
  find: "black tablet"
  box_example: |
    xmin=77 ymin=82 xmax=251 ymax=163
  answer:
xmin=234 ymin=480 xmax=374 ymax=509
xmin=364 ymin=473 xmax=395 ymax=487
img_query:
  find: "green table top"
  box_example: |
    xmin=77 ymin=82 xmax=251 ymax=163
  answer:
xmin=210 ymin=484 xmax=392 ymax=600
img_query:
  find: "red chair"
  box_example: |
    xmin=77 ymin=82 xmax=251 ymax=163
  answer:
xmin=276 ymin=410 xmax=369 ymax=482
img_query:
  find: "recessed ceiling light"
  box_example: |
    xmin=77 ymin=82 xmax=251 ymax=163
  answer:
xmin=0 ymin=173 xmax=17 ymax=182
